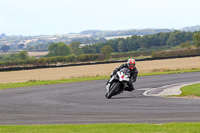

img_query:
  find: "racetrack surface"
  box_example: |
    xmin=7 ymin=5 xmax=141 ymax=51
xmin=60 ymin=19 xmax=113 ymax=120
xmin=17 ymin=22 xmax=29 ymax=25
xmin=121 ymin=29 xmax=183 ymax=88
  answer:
xmin=0 ymin=72 xmax=200 ymax=125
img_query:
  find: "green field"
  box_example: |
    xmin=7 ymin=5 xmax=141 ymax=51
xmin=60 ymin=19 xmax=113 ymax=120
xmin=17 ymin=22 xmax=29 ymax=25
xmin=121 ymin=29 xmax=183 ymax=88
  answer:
xmin=0 ymin=123 xmax=200 ymax=133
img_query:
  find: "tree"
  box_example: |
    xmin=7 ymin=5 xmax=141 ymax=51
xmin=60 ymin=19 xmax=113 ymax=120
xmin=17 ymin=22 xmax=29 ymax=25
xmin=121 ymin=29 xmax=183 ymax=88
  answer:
xmin=193 ymin=32 xmax=200 ymax=47
xmin=18 ymin=51 xmax=28 ymax=60
xmin=166 ymin=31 xmax=188 ymax=47
xmin=158 ymin=32 xmax=170 ymax=46
xmin=68 ymin=41 xmax=82 ymax=55
xmin=166 ymin=33 xmax=177 ymax=46
xmin=100 ymin=45 xmax=113 ymax=59
xmin=138 ymin=35 xmax=150 ymax=49
xmin=1 ymin=45 xmax=10 ymax=52
xmin=179 ymin=41 xmax=192 ymax=48
xmin=117 ymin=40 xmax=127 ymax=53
xmin=126 ymin=35 xmax=140 ymax=51
xmin=47 ymin=42 xmax=70 ymax=57
xmin=82 ymin=45 xmax=96 ymax=54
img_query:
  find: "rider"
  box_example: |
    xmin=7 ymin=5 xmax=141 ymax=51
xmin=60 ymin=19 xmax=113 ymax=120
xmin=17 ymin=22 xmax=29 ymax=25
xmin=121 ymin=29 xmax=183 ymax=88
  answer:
xmin=106 ymin=58 xmax=138 ymax=92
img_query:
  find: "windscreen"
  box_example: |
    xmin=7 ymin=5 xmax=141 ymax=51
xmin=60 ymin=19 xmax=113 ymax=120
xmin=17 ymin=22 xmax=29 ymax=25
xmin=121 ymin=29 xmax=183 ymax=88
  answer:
xmin=120 ymin=68 xmax=130 ymax=77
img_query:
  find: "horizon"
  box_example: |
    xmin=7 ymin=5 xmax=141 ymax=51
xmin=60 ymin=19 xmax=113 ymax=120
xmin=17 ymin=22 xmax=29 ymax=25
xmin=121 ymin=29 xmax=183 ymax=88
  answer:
xmin=1 ymin=0 xmax=200 ymax=36
xmin=2 ymin=25 xmax=200 ymax=37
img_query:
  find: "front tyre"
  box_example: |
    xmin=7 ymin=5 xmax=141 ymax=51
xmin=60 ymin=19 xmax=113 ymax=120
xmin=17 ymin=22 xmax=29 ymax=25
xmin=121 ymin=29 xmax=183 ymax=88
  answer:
xmin=105 ymin=82 xmax=120 ymax=99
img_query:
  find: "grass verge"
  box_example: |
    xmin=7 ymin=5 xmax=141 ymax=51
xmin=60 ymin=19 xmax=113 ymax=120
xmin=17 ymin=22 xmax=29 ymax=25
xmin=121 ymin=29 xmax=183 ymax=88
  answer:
xmin=178 ymin=83 xmax=200 ymax=97
xmin=0 ymin=76 xmax=109 ymax=89
xmin=0 ymin=69 xmax=200 ymax=89
xmin=140 ymin=68 xmax=200 ymax=76
xmin=0 ymin=123 xmax=200 ymax=133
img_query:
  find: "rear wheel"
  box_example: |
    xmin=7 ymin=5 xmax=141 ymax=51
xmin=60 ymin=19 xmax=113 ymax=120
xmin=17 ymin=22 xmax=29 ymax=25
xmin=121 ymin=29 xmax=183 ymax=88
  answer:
xmin=106 ymin=82 xmax=120 ymax=99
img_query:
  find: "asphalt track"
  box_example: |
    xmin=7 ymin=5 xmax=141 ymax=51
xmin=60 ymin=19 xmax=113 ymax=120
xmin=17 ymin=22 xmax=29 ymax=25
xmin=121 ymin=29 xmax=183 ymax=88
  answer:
xmin=0 ymin=72 xmax=200 ymax=125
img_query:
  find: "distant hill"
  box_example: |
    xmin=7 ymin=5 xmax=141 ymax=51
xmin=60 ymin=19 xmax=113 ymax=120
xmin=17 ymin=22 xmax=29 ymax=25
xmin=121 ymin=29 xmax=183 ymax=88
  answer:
xmin=180 ymin=25 xmax=200 ymax=32
xmin=79 ymin=25 xmax=200 ymax=37
xmin=80 ymin=30 xmax=102 ymax=35
xmin=1 ymin=25 xmax=200 ymax=49
xmin=79 ymin=29 xmax=174 ymax=37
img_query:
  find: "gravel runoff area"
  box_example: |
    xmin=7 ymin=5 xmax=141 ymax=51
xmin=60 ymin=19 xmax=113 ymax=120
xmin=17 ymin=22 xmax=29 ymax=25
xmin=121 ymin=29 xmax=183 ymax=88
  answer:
xmin=0 ymin=56 xmax=200 ymax=83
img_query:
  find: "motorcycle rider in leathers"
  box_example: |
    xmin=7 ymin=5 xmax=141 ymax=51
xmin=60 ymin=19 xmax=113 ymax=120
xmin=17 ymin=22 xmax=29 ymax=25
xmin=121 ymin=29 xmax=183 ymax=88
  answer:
xmin=106 ymin=58 xmax=138 ymax=92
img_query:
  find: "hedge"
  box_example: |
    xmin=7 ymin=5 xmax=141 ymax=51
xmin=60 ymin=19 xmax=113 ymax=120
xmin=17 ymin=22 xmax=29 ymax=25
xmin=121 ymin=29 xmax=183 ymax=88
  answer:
xmin=1 ymin=49 xmax=199 ymax=69
xmin=0 ymin=54 xmax=101 ymax=68
xmin=151 ymin=48 xmax=200 ymax=58
xmin=111 ymin=51 xmax=152 ymax=58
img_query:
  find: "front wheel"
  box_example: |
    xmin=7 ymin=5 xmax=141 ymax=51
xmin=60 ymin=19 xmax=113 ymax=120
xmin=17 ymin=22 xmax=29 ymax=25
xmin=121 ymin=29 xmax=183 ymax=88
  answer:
xmin=105 ymin=82 xmax=120 ymax=99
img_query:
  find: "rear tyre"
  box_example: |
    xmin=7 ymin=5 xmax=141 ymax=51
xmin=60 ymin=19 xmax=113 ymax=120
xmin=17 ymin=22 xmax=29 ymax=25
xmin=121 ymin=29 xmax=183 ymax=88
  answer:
xmin=106 ymin=82 xmax=120 ymax=99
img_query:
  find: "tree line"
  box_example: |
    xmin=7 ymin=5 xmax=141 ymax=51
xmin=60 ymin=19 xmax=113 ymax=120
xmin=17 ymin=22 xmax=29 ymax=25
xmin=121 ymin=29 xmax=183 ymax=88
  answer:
xmin=0 ymin=30 xmax=200 ymax=68
xmin=1 ymin=30 xmax=198 ymax=54
xmin=44 ymin=30 xmax=198 ymax=58
xmin=80 ymin=30 xmax=195 ymax=54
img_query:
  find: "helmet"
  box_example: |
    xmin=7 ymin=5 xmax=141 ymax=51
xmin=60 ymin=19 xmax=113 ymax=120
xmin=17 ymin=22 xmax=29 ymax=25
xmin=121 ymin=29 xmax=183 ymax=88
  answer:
xmin=127 ymin=58 xmax=135 ymax=69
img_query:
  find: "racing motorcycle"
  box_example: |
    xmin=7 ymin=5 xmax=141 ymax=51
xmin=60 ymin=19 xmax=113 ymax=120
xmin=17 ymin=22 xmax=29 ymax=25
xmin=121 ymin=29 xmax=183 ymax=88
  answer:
xmin=105 ymin=68 xmax=131 ymax=99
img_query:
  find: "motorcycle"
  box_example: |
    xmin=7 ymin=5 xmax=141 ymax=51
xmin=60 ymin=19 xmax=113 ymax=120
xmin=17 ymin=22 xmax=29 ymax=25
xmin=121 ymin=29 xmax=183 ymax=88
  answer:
xmin=105 ymin=68 xmax=131 ymax=99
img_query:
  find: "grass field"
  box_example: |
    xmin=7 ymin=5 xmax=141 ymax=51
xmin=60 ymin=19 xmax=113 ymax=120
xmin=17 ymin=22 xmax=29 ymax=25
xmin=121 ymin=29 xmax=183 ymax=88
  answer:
xmin=0 ymin=51 xmax=49 ymax=57
xmin=0 ymin=56 xmax=200 ymax=84
xmin=27 ymin=51 xmax=49 ymax=57
xmin=0 ymin=123 xmax=199 ymax=133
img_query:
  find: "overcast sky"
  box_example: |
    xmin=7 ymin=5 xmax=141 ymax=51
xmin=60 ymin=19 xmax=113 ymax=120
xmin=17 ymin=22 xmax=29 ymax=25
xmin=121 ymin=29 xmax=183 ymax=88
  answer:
xmin=0 ymin=0 xmax=200 ymax=36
